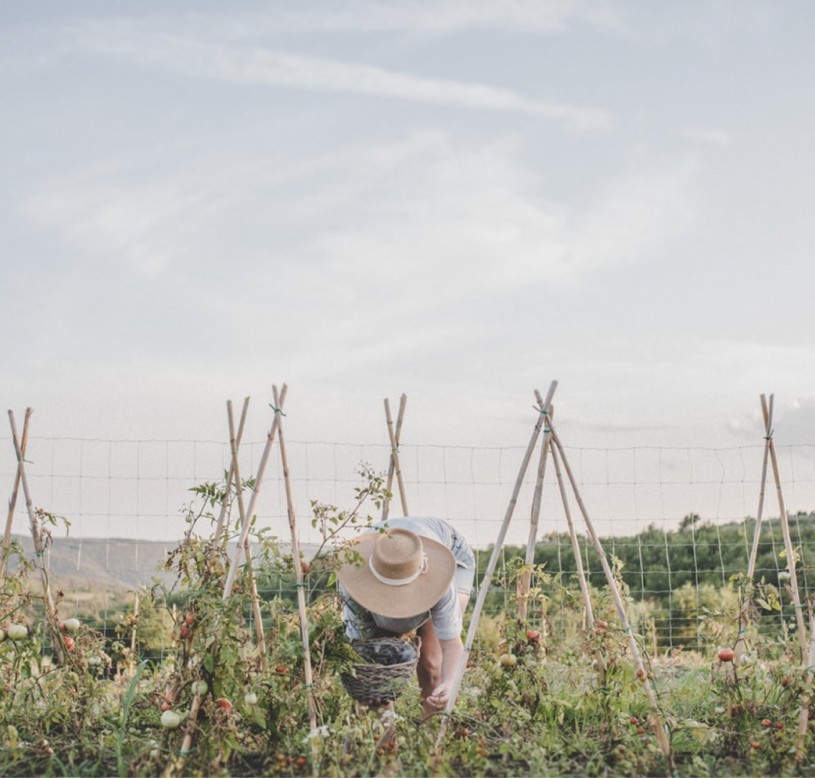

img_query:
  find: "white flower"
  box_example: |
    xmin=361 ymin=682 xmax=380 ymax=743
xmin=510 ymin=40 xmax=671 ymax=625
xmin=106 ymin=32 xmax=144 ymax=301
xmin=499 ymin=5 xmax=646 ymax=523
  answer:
xmin=380 ymin=709 xmax=400 ymax=727
xmin=303 ymin=725 xmax=331 ymax=743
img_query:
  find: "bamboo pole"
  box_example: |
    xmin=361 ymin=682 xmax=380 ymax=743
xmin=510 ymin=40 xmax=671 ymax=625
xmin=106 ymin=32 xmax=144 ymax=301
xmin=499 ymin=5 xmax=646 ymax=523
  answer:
xmin=517 ymin=408 xmax=554 ymax=620
xmin=129 ymin=591 xmax=140 ymax=674
xmin=796 ymin=606 xmax=815 ymax=762
xmin=384 ymin=397 xmax=409 ymax=516
xmin=8 ymin=411 xmax=59 ymax=627
xmin=165 ymin=688 xmax=204 ymax=778
xmin=272 ymin=385 xmax=319 ymax=745
xmin=214 ymin=397 xmax=250 ymax=546
xmin=550 ymin=443 xmax=595 ymax=630
xmin=226 ymin=401 xmax=267 ymax=665
xmin=382 ymin=394 xmax=407 ymax=521
xmin=746 ymin=396 xmax=773 ymax=582
xmin=761 ymin=393 xmax=807 ymax=651
xmin=222 ymin=386 xmax=287 ymax=600
xmin=439 ymin=381 xmax=558 ymax=741
xmin=545 ymin=409 xmax=673 ymax=767
xmin=1 ymin=407 xmax=32 ymax=579
xmin=170 ymin=396 xmax=255 ymax=776
xmin=736 ymin=395 xmax=774 ymax=656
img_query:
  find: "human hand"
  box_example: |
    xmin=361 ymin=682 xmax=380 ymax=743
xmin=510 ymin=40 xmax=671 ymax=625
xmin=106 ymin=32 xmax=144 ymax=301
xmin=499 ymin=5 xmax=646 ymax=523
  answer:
xmin=425 ymin=681 xmax=451 ymax=711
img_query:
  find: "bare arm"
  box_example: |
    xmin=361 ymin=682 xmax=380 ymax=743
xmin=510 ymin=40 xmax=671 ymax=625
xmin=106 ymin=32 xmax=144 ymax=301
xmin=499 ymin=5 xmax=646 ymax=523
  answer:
xmin=425 ymin=635 xmax=464 ymax=711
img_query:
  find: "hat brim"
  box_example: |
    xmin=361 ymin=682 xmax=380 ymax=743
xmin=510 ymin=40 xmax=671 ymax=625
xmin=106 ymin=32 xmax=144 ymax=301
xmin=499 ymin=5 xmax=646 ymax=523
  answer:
xmin=337 ymin=532 xmax=457 ymax=619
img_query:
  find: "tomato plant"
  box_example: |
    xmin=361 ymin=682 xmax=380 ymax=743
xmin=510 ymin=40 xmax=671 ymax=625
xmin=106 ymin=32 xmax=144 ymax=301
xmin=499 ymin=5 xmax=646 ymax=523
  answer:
xmin=0 ymin=480 xmax=814 ymax=777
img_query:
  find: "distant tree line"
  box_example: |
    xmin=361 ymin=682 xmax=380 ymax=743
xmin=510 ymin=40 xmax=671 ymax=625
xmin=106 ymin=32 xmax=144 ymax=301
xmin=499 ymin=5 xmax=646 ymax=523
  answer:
xmin=254 ymin=511 xmax=815 ymax=614
xmin=488 ymin=510 xmax=815 ymax=607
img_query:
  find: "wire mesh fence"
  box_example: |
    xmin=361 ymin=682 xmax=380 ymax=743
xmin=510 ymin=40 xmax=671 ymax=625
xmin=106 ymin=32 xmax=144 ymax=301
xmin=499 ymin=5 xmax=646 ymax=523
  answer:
xmin=4 ymin=434 xmax=815 ymax=655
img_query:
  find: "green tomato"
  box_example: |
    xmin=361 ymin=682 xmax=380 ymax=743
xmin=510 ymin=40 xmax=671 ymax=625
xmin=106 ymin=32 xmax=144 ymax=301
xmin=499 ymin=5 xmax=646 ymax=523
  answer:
xmin=7 ymin=624 xmax=28 ymax=641
xmin=160 ymin=710 xmax=182 ymax=729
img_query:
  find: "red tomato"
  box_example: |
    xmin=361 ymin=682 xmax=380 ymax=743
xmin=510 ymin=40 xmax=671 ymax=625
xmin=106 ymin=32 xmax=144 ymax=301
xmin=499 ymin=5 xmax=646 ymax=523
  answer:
xmin=526 ymin=629 xmax=540 ymax=642
xmin=275 ymin=665 xmax=288 ymax=676
xmin=717 ymin=648 xmax=735 ymax=663
xmin=63 ymin=636 xmax=75 ymax=651
xmin=216 ymin=698 xmax=232 ymax=710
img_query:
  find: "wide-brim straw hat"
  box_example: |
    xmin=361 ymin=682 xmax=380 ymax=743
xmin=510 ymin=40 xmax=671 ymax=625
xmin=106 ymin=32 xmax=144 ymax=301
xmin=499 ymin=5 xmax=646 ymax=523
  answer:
xmin=337 ymin=528 xmax=456 ymax=619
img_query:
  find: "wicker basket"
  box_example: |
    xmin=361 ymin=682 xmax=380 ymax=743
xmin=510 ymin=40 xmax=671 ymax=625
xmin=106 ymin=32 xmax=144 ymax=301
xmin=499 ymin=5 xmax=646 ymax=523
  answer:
xmin=340 ymin=638 xmax=418 ymax=703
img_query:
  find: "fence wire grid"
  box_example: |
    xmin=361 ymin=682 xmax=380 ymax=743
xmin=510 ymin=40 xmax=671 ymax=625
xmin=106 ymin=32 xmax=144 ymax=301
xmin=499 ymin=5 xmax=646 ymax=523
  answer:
xmin=4 ymin=434 xmax=815 ymax=655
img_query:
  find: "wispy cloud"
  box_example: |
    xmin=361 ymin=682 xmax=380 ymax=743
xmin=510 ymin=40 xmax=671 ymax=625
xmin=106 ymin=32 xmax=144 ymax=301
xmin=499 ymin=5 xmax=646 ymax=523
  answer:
xmin=216 ymin=0 xmax=629 ymax=38
xmin=728 ymin=392 xmax=815 ymax=446
xmin=297 ymin=143 xmax=698 ymax=353
xmin=683 ymin=127 xmax=731 ymax=146
xmin=24 ymin=179 xmax=219 ymax=277
xmin=19 ymin=133 xmax=696 ymax=368
xmin=74 ymin=25 xmax=611 ymax=131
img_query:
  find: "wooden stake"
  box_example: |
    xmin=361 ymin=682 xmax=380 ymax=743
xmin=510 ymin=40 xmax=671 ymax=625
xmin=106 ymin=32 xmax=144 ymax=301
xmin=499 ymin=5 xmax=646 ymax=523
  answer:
xmin=761 ymin=393 xmax=807 ymax=652
xmin=383 ymin=397 xmax=409 ymax=516
xmin=166 ymin=689 xmax=204 ymax=778
xmin=438 ymin=382 xmax=558 ymax=743
xmin=272 ymin=384 xmax=319 ymax=746
xmin=129 ymin=591 xmax=140 ymax=675
xmin=7 ymin=411 xmax=59 ymax=629
xmin=545 ymin=411 xmax=673 ymax=768
xmin=517 ymin=407 xmax=554 ymax=621
xmin=214 ymin=397 xmax=250 ymax=546
xmin=226 ymin=400 xmax=267 ymax=665
xmin=550 ymin=443 xmax=595 ymax=630
xmin=1 ymin=407 xmax=32 ymax=579
xmin=737 ymin=395 xmax=774 ymax=656
xmin=746 ymin=397 xmax=773 ymax=582
xmin=222 ymin=386 xmax=287 ymax=600
xmin=796 ymin=606 xmax=815 ymax=762
xmin=382 ymin=394 xmax=407 ymax=520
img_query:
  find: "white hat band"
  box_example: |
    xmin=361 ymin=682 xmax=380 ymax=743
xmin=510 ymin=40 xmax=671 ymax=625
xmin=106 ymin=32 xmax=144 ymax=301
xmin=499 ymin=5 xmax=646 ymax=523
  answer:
xmin=368 ymin=553 xmax=428 ymax=586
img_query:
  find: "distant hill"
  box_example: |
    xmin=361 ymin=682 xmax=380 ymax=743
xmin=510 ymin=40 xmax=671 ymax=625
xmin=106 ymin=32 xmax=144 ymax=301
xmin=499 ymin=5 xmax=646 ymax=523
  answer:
xmin=5 ymin=535 xmax=321 ymax=594
xmin=7 ymin=534 xmax=176 ymax=591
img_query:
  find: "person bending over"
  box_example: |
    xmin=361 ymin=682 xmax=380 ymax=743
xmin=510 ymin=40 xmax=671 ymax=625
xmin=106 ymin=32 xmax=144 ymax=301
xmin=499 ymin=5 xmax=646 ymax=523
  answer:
xmin=337 ymin=516 xmax=474 ymax=717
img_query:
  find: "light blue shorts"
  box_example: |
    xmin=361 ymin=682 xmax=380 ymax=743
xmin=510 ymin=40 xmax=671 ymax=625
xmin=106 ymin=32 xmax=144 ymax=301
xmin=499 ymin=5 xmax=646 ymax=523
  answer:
xmin=449 ymin=525 xmax=475 ymax=597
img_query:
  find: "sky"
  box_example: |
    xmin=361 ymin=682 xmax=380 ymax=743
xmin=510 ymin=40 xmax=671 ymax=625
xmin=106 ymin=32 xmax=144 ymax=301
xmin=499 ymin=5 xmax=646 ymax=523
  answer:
xmin=4 ymin=0 xmax=815 ymax=465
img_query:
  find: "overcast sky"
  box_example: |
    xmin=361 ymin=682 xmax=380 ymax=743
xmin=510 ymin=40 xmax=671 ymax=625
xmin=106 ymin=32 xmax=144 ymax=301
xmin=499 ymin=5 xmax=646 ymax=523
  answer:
xmin=4 ymin=0 xmax=815 ymax=456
